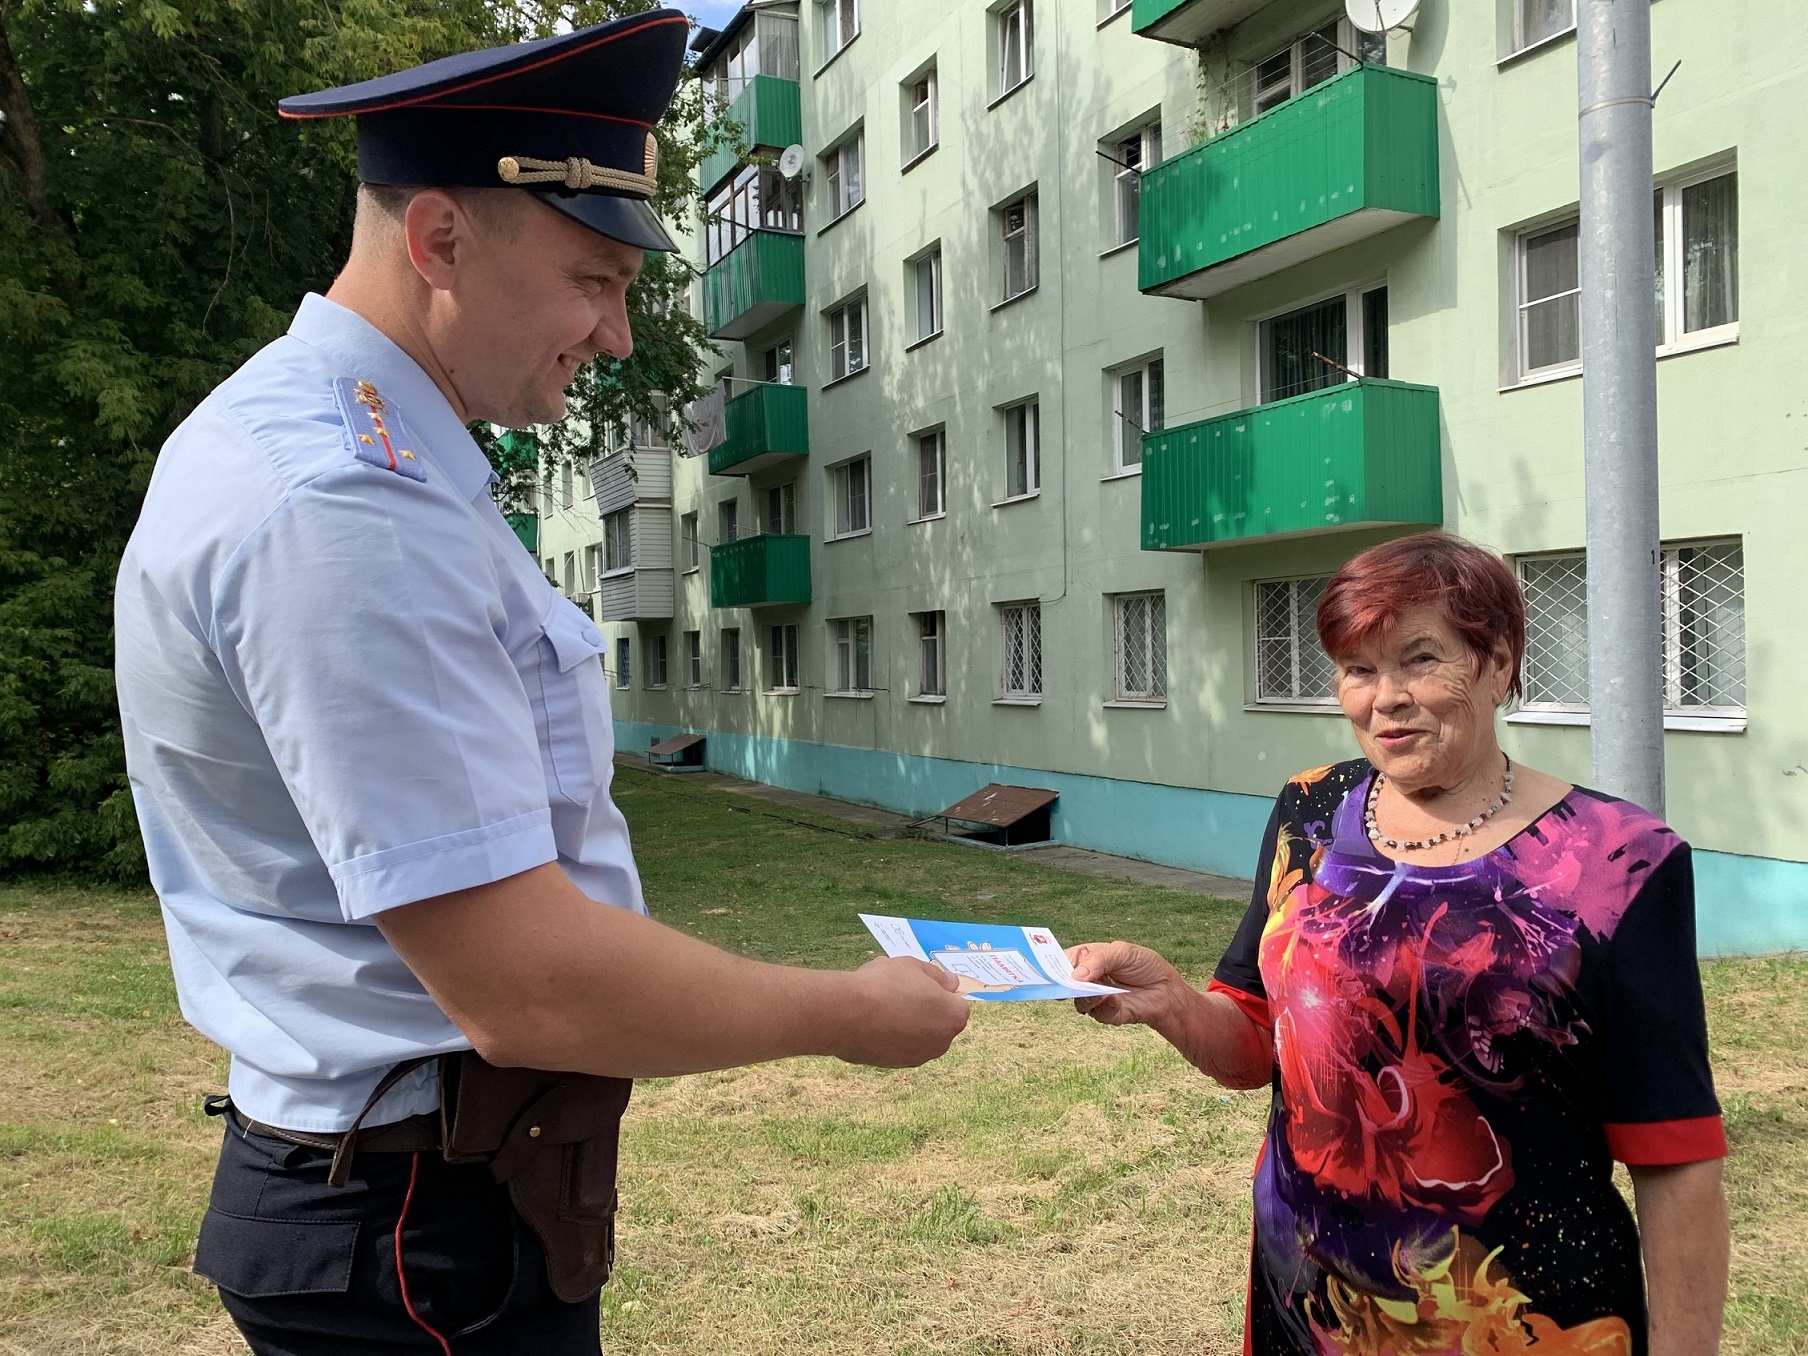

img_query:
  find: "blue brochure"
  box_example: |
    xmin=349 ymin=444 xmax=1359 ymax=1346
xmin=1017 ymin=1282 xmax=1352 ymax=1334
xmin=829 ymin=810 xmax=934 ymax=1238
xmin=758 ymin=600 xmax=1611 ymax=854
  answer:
xmin=859 ymin=914 xmax=1127 ymax=1003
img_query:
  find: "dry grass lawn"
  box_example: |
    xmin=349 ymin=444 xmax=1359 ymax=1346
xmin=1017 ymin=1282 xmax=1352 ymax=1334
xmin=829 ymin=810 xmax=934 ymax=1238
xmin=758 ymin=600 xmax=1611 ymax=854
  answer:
xmin=1 ymin=768 xmax=1803 ymax=1354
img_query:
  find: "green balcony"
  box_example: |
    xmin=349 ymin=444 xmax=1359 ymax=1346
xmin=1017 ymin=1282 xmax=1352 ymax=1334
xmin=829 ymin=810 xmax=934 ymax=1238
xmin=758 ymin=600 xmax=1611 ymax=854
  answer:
xmin=710 ymin=533 xmax=812 ymax=608
xmin=1139 ymin=64 xmax=1439 ymax=300
xmin=1141 ymin=379 xmax=1442 ymax=551
xmin=710 ymin=382 xmax=808 ymax=477
xmin=700 ymin=75 xmax=803 ymax=195
xmin=1131 ymin=0 xmax=1271 ymax=46
xmin=703 ymin=229 xmax=805 ymax=341
xmin=505 ymin=513 xmax=538 ymax=554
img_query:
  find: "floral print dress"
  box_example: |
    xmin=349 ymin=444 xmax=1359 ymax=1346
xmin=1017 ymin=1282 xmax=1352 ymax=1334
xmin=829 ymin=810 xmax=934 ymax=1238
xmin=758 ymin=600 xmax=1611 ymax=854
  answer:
xmin=1211 ymin=761 xmax=1726 ymax=1356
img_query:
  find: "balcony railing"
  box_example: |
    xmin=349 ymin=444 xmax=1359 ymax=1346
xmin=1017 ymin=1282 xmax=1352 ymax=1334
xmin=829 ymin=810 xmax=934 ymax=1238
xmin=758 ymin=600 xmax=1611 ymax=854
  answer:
xmin=703 ymin=229 xmax=806 ymax=341
xmin=1141 ymin=379 xmax=1442 ymax=550
xmin=1130 ymin=0 xmax=1272 ymax=46
xmin=710 ymin=532 xmax=812 ymax=608
xmin=700 ymin=74 xmax=803 ymax=195
xmin=710 ymin=382 xmax=808 ymax=477
xmin=1139 ymin=64 xmax=1439 ymax=300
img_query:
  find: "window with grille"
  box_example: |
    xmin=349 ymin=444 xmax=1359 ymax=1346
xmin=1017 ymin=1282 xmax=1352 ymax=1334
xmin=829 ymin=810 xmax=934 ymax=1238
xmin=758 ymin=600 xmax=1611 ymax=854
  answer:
xmin=1113 ymin=357 xmax=1163 ymax=472
xmin=818 ymin=0 xmax=858 ymax=60
xmin=906 ymin=68 xmax=938 ymax=162
xmin=681 ymin=513 xmax=700 ymax=571
xmin=832 ymin=457 xmax=870 ymax=537
xmin=828 ymin=297 xmax=868 ymax=381
xmin=615 ymin=637 xmax=631 ymax=688
xmin=1255 ymin=577 xmax=1337 ymax=704
xmin=717 ymin=498 xmax=740 ymax=544
xmin=996 ymin=1 xmax=1032 ymax=96
xmin=1004 ymin=401 xmax=1039 ymax=499
xmin=1114 ymin=594 xmax=1167 ymax=700
xmin=831 ymin=617 xmax=874 ymax=693
xmin=1001 ymin=194 xmax=1038 ymax=301
xmin=915 ymin=430 xmax=946 ymax=520
xmin=603 ymin=509 xmax=632 ymax=573
xmin=1000 ymin=602 xmax=1042 ymax=698
xmin=916 ymin=611 xmax=946 ymax=696
xmin=685 ymin=631 xmax=703 ymax=689
xmin=646 ymin=634 xmax=669 ymax=688
xmin=913 ymin=247 xmax=943 ymax=342
xmin=768 ymin=623 xmax=800 ymax=691
xmin=1113 ymin=122 xmax=1161 ymax=248
xmin=1519 ymin=543 xmax=1746 ymax=715
xmin=722 ymin=627 xmax=743 ymax=692
xmin=1515 ymin=0 xmax=1574 ymax=51
xmin=823 ymin=133 xmax=864 ymax=220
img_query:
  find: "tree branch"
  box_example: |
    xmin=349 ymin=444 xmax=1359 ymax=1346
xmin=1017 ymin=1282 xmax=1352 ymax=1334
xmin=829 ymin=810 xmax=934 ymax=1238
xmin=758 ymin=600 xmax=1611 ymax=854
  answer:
xmin=0 ymin=13 xmax=62 ymax=234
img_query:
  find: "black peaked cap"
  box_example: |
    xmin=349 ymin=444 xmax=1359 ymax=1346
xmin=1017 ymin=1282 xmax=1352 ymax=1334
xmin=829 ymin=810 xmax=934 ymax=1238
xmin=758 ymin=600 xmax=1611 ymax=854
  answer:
xmin=279 ymin=10 xmax=689 ymax=252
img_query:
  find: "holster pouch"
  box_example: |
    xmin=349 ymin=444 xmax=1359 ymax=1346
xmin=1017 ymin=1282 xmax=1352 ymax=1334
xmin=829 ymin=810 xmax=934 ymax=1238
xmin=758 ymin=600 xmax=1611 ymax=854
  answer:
xmin=438 ymin=1052 xmax=633 ymax=1304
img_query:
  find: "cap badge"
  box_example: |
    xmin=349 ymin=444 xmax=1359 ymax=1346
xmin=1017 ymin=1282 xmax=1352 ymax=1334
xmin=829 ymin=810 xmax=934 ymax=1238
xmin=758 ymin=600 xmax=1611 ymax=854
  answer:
xmin=334 ymin=378 xmax=427 ymax=483
xmin=496 ymin=152 xmax=655 ymax=197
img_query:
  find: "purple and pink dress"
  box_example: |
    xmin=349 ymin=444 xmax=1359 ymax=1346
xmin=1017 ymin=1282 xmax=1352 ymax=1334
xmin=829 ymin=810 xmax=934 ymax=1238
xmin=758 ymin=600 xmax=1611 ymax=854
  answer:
xmin=1211 ymin=760 xmax=1726 ymax=1356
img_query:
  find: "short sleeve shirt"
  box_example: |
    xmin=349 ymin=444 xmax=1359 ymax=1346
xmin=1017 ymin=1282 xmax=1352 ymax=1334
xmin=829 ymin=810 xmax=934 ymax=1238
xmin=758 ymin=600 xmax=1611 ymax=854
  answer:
xmin=115 ymin=294 xmax=643 ymax=1133
xmin=1212 ymin=761 xmax=1725 ymax=1356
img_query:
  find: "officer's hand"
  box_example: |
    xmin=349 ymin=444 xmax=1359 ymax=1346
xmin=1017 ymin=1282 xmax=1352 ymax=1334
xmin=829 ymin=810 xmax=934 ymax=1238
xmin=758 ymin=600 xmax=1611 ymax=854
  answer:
xmin=835 ymin=956 xmax=970 ymax=1068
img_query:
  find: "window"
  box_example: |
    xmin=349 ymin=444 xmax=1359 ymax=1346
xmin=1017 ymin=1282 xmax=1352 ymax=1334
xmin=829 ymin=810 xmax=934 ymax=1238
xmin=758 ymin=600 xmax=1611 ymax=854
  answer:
xmin=832 ymin=456 xmax=871 ymax=537
xmin=996 ymin=1 xmax=1033 ymax=97
xmin=762 ymin=339 xmax=794 ymax=384
xmin=1004 ymin=401 xmax=1040 ymax=499
xmin=1515 ymin=0 xmax=1574 ymax=52
xmin=1000 ymin=194 xmax=1038 ymax=301
xmin=831 ymin=617 xmax=874 ymax=693
xmin=603 ymin=509 xmax=632 ymax=573
xmin=704 ymin=165 xmax=803 ymax=266
xmin=646 ymin=633 xmax=669 ymax=689
xmin=1517 ymin=221 xmax=1582 ymax=376
xmin=1519 ymin=543 xmax=1746 ymax=715
xmin=906 ymin=68 xmax=938 ymax=162
xmin=685 ymin=630 xmax=703 ymax=689
xmin=1113 ymin=122 xmax=1161 ymax=247
xmin=1112 ymin=357 xmax=1164 ymax=473
xmin=1656 ymin=169 xmax=1739 ymax=346
xmin=823 ymin=134 xmax=864 ymax=220
xmin=818 ymin=0 xmax=858 ymax=61
xmin=706 ymin=10 xmax=800 ymax=104
xmin=1249 ymin=21 xmax=1382 ymax=117
xmin=584 ymin=543 xmax=603 ymax=593
xmin=827 ymin=297 xmax=868 ymax=381
xmin=1115 ymin=593 xmax=1167 ymax=701
xmin=615 ymin=637 xmax=632 ymax=688
xmin=913 ymin=247 xmax=943 ymax=342
xmin=562 ymin=551 xmax=577 ymax=595
xmin=681 ymin=512 xmax=700 ymax=571
xmin=1000 ymin=603 xmax=1042 ymax=698
xmin=560 ymin=460 xmax=574 ymax=509
xmin=722 ymin=627 xmax=743 ymax=692
xmin=768 ymin=623 xmax=800 ymax=691
xmin=916 ymin=611 xmax=946 ymax=697
xmin=765 ymin=482 xmax=797 ymax=536
xmin=1259 ymin=286 xmax=1387 ymax=403
xmin=915 ymin=430 xmax=946 ymax=520
xmin=718 ymin=498 xmax=740 ymax=544
xmin=1255 ymin=577 xmax=1337 ymax=704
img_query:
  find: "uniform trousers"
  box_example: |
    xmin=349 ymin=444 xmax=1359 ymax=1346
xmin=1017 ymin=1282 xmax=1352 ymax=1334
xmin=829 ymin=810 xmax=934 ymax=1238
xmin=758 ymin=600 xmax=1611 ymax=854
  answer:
xmin=196 ymin=1116 xmax=603 ymax=1355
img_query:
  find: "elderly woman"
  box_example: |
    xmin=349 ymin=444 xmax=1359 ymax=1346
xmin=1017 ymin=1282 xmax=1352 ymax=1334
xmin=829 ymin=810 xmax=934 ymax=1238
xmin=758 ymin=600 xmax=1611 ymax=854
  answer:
xmin=1071 ymin=533 xmax=1729 ymax=1356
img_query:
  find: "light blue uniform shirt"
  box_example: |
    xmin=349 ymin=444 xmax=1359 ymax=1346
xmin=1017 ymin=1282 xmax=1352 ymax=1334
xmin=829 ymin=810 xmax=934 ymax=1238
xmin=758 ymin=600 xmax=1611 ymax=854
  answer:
xmin=115 ymin=294 xmax=644 ymax=1133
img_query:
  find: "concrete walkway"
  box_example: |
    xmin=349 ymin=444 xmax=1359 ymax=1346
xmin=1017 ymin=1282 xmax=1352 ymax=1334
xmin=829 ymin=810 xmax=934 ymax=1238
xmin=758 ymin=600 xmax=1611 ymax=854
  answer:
xmin=616 ymin=754 xmax=1253 ymax=902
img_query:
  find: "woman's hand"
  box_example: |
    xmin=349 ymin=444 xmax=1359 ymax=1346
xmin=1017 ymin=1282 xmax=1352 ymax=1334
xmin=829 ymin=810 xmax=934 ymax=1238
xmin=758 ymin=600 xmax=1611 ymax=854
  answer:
xmin=1067 ymin=941 xmax=1187 ymax=1030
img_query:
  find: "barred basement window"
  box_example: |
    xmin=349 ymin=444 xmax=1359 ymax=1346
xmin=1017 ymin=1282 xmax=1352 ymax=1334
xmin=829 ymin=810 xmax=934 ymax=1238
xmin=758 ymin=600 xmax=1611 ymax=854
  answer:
xmin=1115 ymin=593 xmax=1167 ymax=700
xmin=1001 ymin=602 xmax=1042 ymax=698
xmin=831 ymin=616 xmax=873 ymax=693
xmin=1519 ymin=543 xmax=1746 ymax=715
xmin=1254 ymin=577 xmax=1337 ymax=704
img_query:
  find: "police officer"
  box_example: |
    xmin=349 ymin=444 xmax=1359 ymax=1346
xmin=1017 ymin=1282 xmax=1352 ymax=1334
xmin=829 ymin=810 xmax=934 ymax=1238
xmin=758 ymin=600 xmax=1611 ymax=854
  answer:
xmin=113 ymin=11 xmax=969 ymax=1353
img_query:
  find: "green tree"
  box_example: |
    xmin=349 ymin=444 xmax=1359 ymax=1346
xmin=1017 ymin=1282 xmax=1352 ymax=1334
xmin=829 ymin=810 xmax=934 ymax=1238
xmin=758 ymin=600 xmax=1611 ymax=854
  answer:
xmin=0 ymin=0 xmax=719 ymax=878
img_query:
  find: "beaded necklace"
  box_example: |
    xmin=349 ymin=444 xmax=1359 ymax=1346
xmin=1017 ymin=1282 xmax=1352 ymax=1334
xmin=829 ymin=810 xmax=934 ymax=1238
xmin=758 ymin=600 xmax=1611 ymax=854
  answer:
xmin=1365 ymin=756 xmax=1515 ymax=853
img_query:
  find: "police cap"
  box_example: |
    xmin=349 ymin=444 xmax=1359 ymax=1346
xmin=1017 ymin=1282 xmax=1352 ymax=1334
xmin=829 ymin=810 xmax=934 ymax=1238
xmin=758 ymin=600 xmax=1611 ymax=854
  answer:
xmin=279 ymin=9 xmax=689 ymax=252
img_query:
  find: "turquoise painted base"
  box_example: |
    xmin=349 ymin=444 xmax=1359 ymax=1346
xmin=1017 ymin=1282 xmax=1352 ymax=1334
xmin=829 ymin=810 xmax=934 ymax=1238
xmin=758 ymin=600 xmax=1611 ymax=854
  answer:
xmin=613 ymin=722 xmax=1808 ymax=958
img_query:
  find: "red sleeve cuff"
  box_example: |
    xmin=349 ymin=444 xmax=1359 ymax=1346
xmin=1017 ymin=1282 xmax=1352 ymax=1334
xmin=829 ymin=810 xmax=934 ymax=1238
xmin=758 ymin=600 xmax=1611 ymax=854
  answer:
xmin=1207 ymin=977 xmax=1273 ymax=1037
xmin=1603 ymin=1115 xmax=1728 ymax=1166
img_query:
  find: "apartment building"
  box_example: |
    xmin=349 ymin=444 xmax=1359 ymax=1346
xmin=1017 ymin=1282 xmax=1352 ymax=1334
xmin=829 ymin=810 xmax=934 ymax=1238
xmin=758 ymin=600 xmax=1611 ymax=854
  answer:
xmin=536 ymin=0 xmax=1808 ymax=954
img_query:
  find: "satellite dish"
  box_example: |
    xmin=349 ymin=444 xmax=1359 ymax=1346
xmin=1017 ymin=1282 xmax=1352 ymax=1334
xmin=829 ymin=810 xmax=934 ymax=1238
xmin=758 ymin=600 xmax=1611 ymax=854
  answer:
xmin=1345 ymin=0 xmax=1418 ymax=33
xmin=777 ymin=144 xmax=807 ymax=181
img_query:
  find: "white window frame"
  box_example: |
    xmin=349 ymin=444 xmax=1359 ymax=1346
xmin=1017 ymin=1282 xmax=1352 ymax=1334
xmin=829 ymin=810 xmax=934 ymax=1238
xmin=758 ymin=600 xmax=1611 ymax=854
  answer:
xmin=912 ymin=246 xmax=943 ymax=344
xmin=906 ymin=68 xmax=939 ymax=164
xmin=721 ymin=626 xmax=743 ymax=693
xmin=1113 ymin=121 xmax=1162 ymax=248
xmin=562 ymin=551 xmax=577 ymax=596
xmin=999 ymin=601 xmax=1043 ymax=700
xmin=827 ymin=296 xmax=869 ymax=382
xmin=765 ymin=481 xmax=797 ymax=536
xmin=717 ymin=497 xmax=740 ymax=544
xmin=996 ymin=0 xmax=1033 ymax=99
xmin=823 ymin=132 xmax=864 ymax=221
xmin=1514 ymin=220 xmax=1583 ymax=380
xmin=1513 ymin=0 xmax=1575 ymax=54
xmin=684 ymin=630 xmax=704 ymax=689
xmin=915 ymin=610 xmax=947 ymax=698
xmin=1000 ymin=193 xmax=1038 ymax=302
xmin=818 ymin=0 xmax=859 ymax=63
xmin=1111 ymin=356 xmax=1164 ymax=474
xmin=914 ymin=429 xmax=946 ymax=521
xmin=1249 ymin=19 xmax=1381 ymax=117
xmin=583 ymin=543 xmax=604 ymax=593
xmin=1255 ymin=283 xmax=1387 ymax=405
xmin=1113 ymin=592 xmax=1168 ymax=702
xmin=830 ymin=616 xmax=875 ymax=695
xmin=831 ymin=456 xmax=871 ymax=539
xmin=681 ymin=512 xmax=700 ymax=572
xmin=602 ymin=508 xmax=633 ymax=575
xmin=646 ymin=633 xmax=670 ymax=689
xmin=1253 ymin=576 xmax=1338 ymax=707
xmin=767 ymin=623 xmax=800 ymax=693
xmin=1002 ymin=400 xmax=1040 ymax=501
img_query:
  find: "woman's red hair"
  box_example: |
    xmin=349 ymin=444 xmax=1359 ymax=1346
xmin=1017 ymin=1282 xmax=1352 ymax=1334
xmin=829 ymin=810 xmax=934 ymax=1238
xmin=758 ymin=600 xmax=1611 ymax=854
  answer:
xmin=1316 ymin=533 xmax=1526 ymax=702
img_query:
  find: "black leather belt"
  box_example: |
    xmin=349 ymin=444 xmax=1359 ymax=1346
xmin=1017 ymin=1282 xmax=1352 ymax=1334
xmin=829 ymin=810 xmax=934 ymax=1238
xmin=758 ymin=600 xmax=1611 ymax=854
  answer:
xmin=230 ymin=1106 xmax=442 ymax=1154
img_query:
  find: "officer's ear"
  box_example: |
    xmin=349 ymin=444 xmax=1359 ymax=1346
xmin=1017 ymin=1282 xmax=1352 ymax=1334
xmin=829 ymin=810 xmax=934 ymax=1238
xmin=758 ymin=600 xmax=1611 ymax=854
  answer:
xmin=400 ymin=189 xmax=470 ymax=293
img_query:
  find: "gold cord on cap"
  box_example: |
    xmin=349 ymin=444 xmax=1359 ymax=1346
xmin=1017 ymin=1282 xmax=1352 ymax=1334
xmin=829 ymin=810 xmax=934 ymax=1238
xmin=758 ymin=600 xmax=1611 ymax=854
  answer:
xmin=496 ymin=134 xmax=659 ymax=196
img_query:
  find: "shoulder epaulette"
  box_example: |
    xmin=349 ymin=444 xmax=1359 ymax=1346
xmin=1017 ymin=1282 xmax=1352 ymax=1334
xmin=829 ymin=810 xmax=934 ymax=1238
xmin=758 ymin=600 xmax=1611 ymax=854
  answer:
xmin=333 ymin=378 xmax=428 ymax=483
